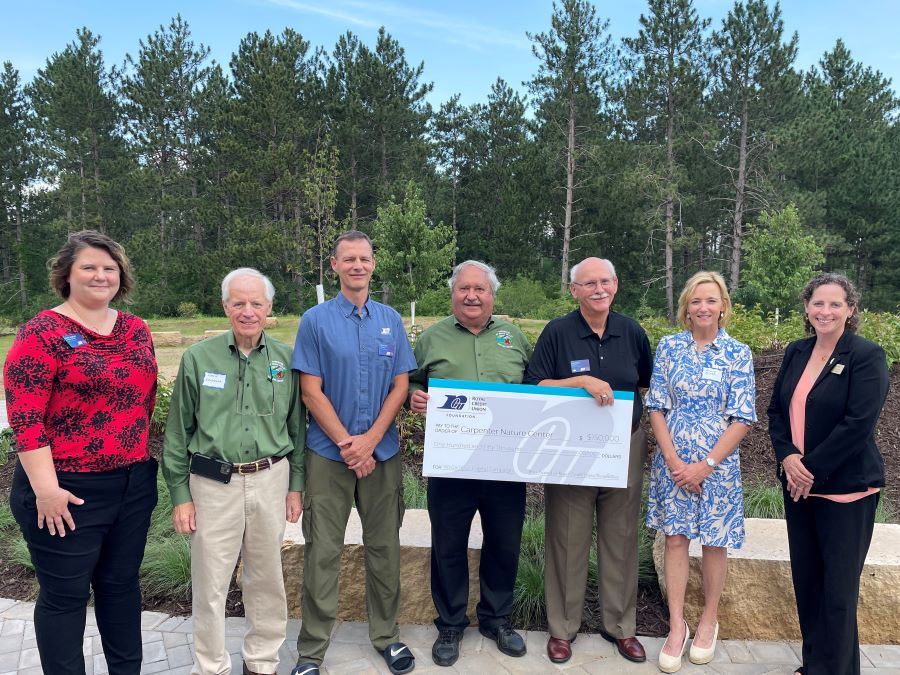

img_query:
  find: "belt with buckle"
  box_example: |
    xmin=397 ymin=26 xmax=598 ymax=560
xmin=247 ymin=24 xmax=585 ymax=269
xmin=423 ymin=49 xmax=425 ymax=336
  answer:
xmin=231 ymin=455 xmax=284 ymax=475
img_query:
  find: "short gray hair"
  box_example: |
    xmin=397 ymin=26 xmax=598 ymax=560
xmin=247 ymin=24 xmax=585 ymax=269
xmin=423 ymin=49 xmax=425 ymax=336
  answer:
xmin=221 ymin=268 xmax=275 ymax=303
xmin=448 ymin=260 xmax=501 ymax=296
xmin=570 ymin=258 xmax=616 ymax=283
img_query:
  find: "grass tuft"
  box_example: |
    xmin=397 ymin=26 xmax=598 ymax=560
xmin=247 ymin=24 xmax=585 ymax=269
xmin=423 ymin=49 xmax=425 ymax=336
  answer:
xmin=512 ymin=554 xmax=546 ymax=627
xmin=140 ymin=535 xmax=192 ymax=600
xmin=743 ymin=483 xmax=785 ymax=519
xmin=402 ymin=467 xmax=428 ymax=509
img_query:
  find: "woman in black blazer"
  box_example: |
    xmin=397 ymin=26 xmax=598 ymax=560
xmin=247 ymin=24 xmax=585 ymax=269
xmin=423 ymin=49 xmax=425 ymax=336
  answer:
xmin=768 ymin=273 xmax=889 ymax=675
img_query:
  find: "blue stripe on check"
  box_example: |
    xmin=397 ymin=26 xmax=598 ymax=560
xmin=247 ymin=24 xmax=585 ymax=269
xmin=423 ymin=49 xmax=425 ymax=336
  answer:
xmin=427 ymin=378 xmax=635 ymax=401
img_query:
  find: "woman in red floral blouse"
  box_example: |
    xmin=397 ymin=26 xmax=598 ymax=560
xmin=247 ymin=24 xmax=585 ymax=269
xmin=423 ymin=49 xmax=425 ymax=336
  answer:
xmin=5 ymin=230 xmax=158 ymax=675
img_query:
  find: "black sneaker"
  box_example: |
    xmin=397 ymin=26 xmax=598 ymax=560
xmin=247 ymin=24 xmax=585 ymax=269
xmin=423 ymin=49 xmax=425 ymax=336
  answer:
xmin=432 ymin=628 xmax=463 ymax=666
xmin=479 ymin=621 xmax=526 ymax=657
xmin=290 ymin=664 xmax=320 ymax=675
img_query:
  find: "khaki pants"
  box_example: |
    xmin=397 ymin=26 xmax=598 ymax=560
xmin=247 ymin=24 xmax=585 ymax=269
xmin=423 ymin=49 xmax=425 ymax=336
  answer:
xmin=544 ymin=428 xmax=647 ymax=640
xmin=297 ymin=452 xmax=404 ymax=665
xmin=189 ymin=458 xmax=290 ymax=675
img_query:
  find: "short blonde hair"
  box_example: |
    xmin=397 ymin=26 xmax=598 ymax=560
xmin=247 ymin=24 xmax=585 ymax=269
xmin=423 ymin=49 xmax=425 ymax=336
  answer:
xmin=677 ymin=271 xmax=732 ymax=329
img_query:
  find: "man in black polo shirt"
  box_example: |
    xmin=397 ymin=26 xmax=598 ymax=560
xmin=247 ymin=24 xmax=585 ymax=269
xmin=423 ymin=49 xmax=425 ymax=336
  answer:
xmin=524 ymin=257 xmax=652 ymax=665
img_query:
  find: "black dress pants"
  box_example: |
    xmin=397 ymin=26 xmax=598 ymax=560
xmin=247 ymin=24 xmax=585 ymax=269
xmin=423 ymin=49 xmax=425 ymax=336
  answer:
xmin=783 ymin=489 xmax=878 ymax=675
xmin=428 ymin=476 xmax=526 ymax=631
xmin=10 ymin=458 xmax=158 ymax=675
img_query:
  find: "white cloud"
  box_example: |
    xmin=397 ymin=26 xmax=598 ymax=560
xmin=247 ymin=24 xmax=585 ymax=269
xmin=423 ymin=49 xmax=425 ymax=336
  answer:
xmin=265 ymin=0 xmax=527 ymax=52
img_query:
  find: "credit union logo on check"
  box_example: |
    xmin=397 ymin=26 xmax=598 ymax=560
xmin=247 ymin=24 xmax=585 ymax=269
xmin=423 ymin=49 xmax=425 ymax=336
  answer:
xmin=438 ymin=395 xmax=468 ymax=410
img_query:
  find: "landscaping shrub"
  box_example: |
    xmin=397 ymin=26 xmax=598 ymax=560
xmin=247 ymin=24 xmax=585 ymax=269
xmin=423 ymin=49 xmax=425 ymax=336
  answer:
xmin=177 ymin=301 xmax=199 ymax=318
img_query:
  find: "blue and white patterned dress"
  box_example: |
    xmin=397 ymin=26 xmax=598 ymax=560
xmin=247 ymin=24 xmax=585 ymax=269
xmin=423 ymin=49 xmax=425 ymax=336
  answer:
xmin=645 ymin=329 xmax=757 ymax=548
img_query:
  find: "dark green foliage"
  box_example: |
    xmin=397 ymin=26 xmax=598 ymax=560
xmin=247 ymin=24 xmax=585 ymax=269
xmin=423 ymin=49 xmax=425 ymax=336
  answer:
xmin=0 ymin=8 xmax=897 ymax=318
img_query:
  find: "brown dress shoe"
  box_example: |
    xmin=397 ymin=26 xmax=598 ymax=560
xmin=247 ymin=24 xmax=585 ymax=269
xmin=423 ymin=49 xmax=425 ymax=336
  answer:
xmin=547 ymin=636 xmax=572 ymax=663
xmin=243 ymin=662 xmax=273 ymax=675
xmin=599 ymin=631 xmax=646 ymax=663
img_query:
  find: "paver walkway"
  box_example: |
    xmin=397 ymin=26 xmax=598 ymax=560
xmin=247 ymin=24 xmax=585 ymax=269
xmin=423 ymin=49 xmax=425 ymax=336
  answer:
xmin=1 ymin=598 xmax=899 ymax=674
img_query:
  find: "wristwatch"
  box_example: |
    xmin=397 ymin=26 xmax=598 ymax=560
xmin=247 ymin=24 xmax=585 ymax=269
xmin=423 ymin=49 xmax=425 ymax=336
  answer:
xmin=704 ymin=456 xmax=716 ymax=468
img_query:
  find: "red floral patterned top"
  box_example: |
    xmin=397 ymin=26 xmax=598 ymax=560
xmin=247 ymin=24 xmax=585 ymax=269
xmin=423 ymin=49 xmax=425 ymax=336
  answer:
xmin=3 ymin=310 xmax=158 ymax=472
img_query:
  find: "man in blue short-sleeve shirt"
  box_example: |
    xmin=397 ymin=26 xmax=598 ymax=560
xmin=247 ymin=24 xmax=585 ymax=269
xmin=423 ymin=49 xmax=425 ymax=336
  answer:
xmin=289 ymin=230 xmax=418 ymax=675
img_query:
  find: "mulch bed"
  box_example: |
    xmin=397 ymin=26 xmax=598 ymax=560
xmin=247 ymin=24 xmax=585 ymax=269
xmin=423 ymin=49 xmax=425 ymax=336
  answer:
xmin=1 ymin=350 xmax=898 ymax=638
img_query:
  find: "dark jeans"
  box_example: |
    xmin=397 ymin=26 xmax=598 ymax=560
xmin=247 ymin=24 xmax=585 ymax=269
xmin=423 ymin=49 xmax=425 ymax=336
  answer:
xmin=428 ymin=476 xmax=525 ymax=631
xmin=10 ymin=458 xmax=158 ymax=675
xmin=784 ymin=489 xmax=878 ymax=675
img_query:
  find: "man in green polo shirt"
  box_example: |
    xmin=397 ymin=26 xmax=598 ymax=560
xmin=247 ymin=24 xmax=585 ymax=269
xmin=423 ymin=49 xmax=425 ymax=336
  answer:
xmin=163 ymin=268 xmax=305 ymax=675
xmin=408 ymin=260 xmax=532 ymax=667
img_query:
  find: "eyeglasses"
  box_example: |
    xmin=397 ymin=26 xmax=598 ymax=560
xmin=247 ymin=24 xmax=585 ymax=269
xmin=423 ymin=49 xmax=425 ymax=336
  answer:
xmin=571 ymin=278 xmax=615 ymax=292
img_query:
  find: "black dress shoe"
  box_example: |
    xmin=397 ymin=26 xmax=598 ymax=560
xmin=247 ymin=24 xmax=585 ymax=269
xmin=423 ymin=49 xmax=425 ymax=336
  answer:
xmin=432 ymin=628 xmax=463 ymax=666
xmin=479 ymin=621 xmax=526 ymax=657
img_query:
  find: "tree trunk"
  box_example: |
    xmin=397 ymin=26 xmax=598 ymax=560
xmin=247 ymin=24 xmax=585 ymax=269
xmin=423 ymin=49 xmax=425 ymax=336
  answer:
xmin=350 ymin=147 xmax=358 ymax=227
xmin=15 ymin=201 xmax=27 ymax=306
xmin=560 ymin=92 xmax=576 ymax=295
xmin=92 ymin=132 xmax=103 ymax=232
xmin=730 ymin=104 xmax=749 ymax=290
xmin=665 ymin=89 xmax=676 ymax=323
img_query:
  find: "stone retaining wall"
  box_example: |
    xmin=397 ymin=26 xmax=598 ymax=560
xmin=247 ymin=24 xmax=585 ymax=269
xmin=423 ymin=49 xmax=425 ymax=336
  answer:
xmin=652 ymin=518 xmax=900 ymax=644
xmin=281 ymin=509 xmax=481 ymax=625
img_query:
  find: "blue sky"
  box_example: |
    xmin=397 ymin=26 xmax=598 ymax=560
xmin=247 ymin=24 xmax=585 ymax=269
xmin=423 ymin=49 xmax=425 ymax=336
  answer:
xmin=2 ymin=0 xmax=898 ymax=107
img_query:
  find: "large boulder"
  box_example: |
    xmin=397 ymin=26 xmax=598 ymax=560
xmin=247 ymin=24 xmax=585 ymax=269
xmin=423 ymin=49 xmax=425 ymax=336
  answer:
xmin=652 ymin=518 xmax=900 ymax=644
xmin=281 ymin=509 xmax=482 ymax=624
xmin=151 ymin=331 xmax=182 ymax=347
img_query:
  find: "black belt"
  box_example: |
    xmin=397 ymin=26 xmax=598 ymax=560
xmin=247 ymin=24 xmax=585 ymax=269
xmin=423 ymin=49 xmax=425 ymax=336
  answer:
xmin=232 ymin=455 xmax=284 ymax=475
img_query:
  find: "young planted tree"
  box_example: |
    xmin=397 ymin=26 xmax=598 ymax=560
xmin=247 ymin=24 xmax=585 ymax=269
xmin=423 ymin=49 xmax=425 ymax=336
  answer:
xmin=528 ymin=0 xmax=614 ymax=294
xmin=708 ymin=0 xmax=797 ymax=290
xmin=621 ymin=0 xmax=709 ymax=321
xmin=373 ymin=181 xmax=456 ymax=306
xmin=741 ymin=203 xmax=824 ymax=314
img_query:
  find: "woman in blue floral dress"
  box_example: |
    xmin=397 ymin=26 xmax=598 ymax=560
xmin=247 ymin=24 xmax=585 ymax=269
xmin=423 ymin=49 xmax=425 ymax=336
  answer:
xmin=645 ymin=271 xmax=757 ymax=673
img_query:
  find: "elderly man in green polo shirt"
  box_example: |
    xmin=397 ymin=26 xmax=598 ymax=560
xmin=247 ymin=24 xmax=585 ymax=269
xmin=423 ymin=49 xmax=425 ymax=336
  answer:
xmin=163 ymin=268 xmax=305 ymax=675
xmin=409 ymin=260 xmax=532 ymax=668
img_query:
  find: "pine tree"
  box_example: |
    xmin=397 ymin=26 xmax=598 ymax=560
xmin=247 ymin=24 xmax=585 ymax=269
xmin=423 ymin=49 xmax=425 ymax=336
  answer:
xmin=708 ymin=0 xmax=798 ymax=290
xmin=621 ymin=0 xmax=709 ymax=320
xmin=0 ymin=62 xmax=33 ymax=307
xmin=528 ymin=0 xmax=614 ymax=293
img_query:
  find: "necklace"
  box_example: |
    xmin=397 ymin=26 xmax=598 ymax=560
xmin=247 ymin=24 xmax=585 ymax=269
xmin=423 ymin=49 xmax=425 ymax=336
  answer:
xmin=65 ymin=302 xmax=113 ymax=335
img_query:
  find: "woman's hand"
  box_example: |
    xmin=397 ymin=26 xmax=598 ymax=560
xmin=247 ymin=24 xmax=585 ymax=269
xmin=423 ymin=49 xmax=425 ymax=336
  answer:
xmin=35 ymin=487 xmax=84 ymax=536
xmin=783 ymin=454 xmax=814 ymax=501
xmin=672 ymin=461 xmax=711 ymax=494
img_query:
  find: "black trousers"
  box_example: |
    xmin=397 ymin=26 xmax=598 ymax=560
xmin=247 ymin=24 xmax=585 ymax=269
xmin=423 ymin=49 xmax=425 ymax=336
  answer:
xmin=783 ymin=489 xmax=878 ymax=675
xmin=10 ymin=458 xmax=158 ymax=675
xmin=428 ymin=476 xmax=526 ymax=631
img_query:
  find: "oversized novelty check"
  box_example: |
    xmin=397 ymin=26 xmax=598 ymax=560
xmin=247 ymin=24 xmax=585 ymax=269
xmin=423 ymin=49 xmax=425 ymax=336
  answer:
xmin=423 ymin=379 xmax=634 ymax=487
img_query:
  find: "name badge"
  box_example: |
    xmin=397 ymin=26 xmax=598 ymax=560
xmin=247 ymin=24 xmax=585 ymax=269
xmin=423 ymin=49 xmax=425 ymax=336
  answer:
xmin=378 ymin=343 xmax=394 ymax=357
xmin=202 ymin=372 xmax=227 ymax=389
xmin=831 ymin=364 xmax=845 ymax=375
xmin=570 ymin=359 xmax=590 ymax=373
xmin=63 ymin=333 xmax=88 ymax=348
xmin=701 ymin=367 xmax=723 ymax=382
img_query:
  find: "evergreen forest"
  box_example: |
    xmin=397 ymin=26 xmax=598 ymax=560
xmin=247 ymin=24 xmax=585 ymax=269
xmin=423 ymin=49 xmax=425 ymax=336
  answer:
xmin=0 ymin=0 xmax=898 ymax=320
